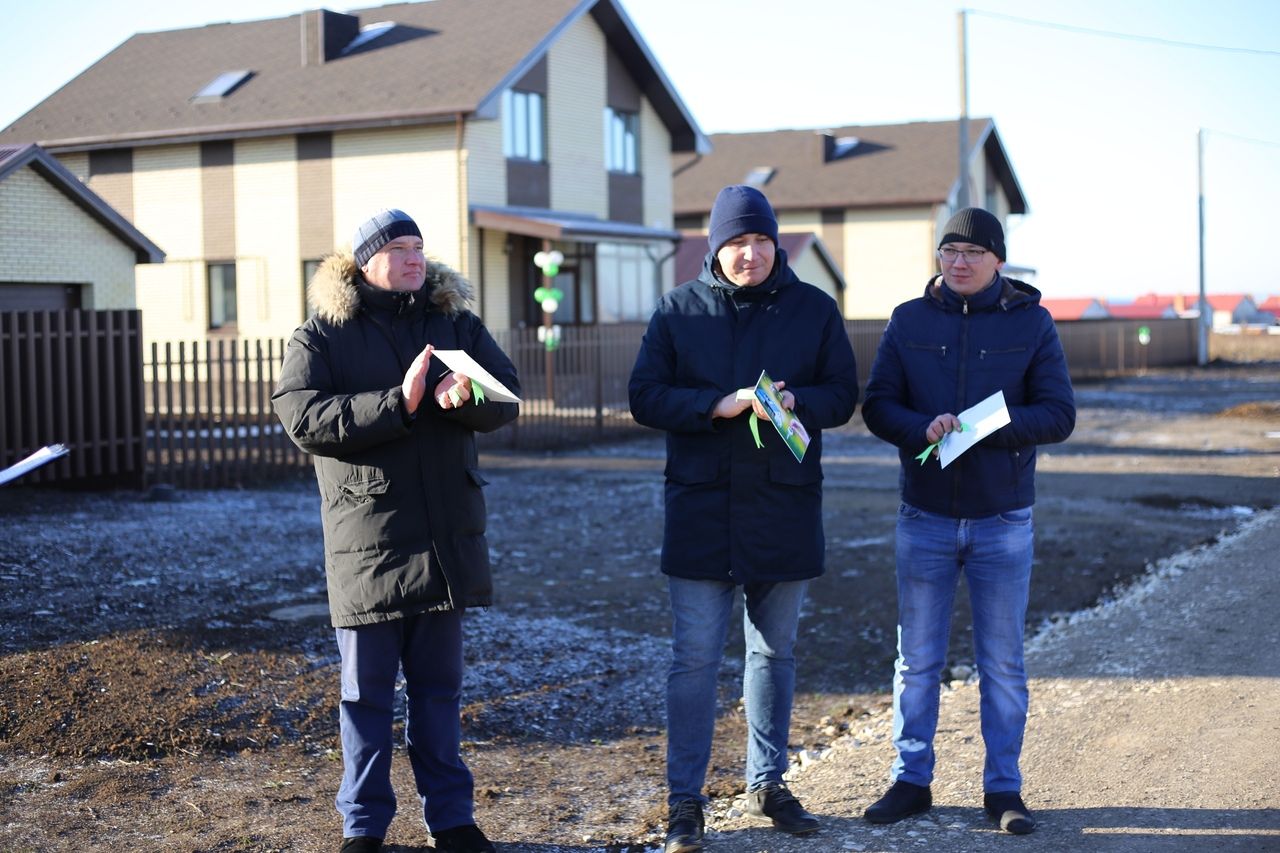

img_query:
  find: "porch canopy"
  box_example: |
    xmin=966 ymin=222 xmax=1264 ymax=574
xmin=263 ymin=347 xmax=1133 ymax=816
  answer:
xmin=471 ymin=204 xmax=681 ymax=245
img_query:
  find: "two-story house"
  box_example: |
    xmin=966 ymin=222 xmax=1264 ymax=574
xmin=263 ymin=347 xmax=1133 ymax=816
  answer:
xmin=1 ymin=0 xmax=707 ymax=348
xmin=672 ymin=118 xmax=1028 ymax=319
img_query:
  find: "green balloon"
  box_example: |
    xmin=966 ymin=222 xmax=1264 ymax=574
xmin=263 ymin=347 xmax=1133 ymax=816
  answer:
xmin=549 ymin=287 xmax=564 ymax=301
xmin=534 ymin=286 xmax=549 ymax=301
xmin=544 ymin=263 xmax=560 ymax=277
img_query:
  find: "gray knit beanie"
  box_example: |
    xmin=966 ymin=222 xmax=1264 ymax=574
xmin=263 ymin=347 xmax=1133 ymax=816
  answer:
xmin=353 ymin=208 xmax=421 ymax=267
xmin=938 ymin=207 xmax=1005 ymax=261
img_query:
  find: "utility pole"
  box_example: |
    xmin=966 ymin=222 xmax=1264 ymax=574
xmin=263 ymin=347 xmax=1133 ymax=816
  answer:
xmin=957 ymin=9 xmax=971 ymax=210
xmin=1197 ymin=128 xmax=1209 ymax=366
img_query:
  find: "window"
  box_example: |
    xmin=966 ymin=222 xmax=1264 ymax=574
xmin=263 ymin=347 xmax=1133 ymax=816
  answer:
xmin=604 ymin=107 xmax=638 ymax=174
xmin=502 ymin=90 xmax=545 ymax=162
xmin=208 ymin=263 xmax=238 ymax=330
xmin=596 ymin=243 xmax=657 ymax=323
xmin=192 ymin=70 xmax=253 ymax=102
xmin=302 ymin=259 xmax=322 ymax=318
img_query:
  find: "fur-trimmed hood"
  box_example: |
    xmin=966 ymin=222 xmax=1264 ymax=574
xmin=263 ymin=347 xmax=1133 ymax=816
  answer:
xmin=307 ymin=250 xmax=474 ymax=324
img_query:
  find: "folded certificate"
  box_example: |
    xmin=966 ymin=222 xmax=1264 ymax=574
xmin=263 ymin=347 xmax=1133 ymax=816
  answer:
xmin=431 ymin=350 xmax=521 ymax=403
xmin=938 ymin=390 xmax=1011 ymax=468
xmin=752 ymin=370 xmax=810 ymax=463
xmin=0 ymin=443 xmax=69 ymax=486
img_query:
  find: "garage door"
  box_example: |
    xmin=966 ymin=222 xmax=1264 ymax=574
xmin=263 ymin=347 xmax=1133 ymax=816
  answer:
xmin=0 ymin=283 xmax=83 ymax=311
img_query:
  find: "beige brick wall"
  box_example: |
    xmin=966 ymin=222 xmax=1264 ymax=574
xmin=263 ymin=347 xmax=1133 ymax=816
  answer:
xmin=59 ymin=153 xmax=90 ymax=182
xmin=843 ymin=205 xmax=937 ymax=319
xmin=132 ymin=145 xmax=206 ymax=342
xmin=465 ymin=116 xmax=506 ymax=209
xmin=234 ymin=137 xmax=303 ymax=338
xmin=786 ymin=241 xmax=841 ymax=305
xmin=331 ymin=125 xmax=463 ymax=270
xmin=547 ymin=15 xmax=607 ymax=216
xmin=0 ymin=165 xmax=138 ymax=309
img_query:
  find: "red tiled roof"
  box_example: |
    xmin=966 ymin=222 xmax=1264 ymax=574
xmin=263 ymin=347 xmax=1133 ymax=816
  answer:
xmin=1040 ymin=298 xmax=1102 ymax=321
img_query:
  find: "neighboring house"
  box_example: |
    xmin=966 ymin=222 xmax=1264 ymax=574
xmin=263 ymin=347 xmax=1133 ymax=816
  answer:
xmin=0 ymin=144 xmax=162 ymax=311
xmin=1040 ymin=297 xmax=1109 ymax=322
xmin=1131 ymin=292 xmax=1264 ymax=327
xmin=1105 ymin=303 xmax=1179 ymax=320
xmin=673 ymin=231 xmax=846 ymax=310
xmin=1 ymin=0 xmax=707 ymax=346
xmin=1256 ymin=295 xmax=1280 ymax=324
xmin=671 ymin=118 xmax=1028 ymax=319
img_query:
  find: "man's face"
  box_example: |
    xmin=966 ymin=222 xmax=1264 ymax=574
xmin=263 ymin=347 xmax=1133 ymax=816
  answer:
xmin=938 ymin=241 xmax=1003 ymax=296
xmin=361 ymin=235 xmax=426 ymax=291
xmin=715 ymin=233 xmax=775 ymax=287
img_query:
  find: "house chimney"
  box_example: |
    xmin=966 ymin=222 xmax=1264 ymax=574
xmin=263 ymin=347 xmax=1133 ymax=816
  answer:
xmin=302 ymin=9 xmax=360 ymax=66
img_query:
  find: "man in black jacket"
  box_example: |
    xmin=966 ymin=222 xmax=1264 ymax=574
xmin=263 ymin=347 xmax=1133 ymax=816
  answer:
xmin=273 ymin=209 xmax=519 ymax=853
xmin=860 ymin=207 xmax=1075 ymax=835
xmin=630 ymin=185 xmax=859 ymax=852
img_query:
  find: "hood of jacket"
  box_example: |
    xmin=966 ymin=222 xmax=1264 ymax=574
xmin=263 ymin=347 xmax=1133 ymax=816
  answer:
xmin=924 ymin=272 xmax=1040 ymax=313
xmin=307 ymin=250 xmax=474 ymax=325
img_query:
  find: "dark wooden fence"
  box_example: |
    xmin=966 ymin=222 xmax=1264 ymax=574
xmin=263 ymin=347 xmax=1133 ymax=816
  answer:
xmin=4 ymin=312 xmax=1200 ymax=489
xmin=1 ymin=310 xmax=146 ymax=487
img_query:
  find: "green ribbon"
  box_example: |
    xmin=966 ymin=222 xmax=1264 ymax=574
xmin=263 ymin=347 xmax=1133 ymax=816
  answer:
xmin=472 ymin=383 xmax=486 ymax=405
xmin=749 ymin=412 xmax=764 ymax=449
xmin=914 ymin=422 xmax=973 ymax=465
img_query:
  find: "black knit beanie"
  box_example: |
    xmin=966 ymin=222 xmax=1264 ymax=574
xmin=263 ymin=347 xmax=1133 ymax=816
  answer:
xmin=939 ymin=207 xmax=1005 ymax=261
xmin=353 ymin=208 xmax=422 ymax=267
xmin=708 ymin=185 xmax=778 ymax=253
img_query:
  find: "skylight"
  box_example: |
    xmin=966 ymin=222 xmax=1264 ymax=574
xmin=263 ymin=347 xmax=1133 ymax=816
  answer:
xmin=341 ymin=21 xmax=396 ymax=55
xmin=831 ymin=136 xmax=860 ymax=158
xmin=744 ymin=166 xmax=775 ymax=186
xmin=192 ymin=70 xmax=253 ymax=101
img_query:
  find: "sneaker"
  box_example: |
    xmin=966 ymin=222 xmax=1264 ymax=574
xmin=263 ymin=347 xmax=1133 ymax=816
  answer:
xmin=864 ymin=780 xmax=932 ymax=824
xmin=984 ymin=791 xmax=1036 ymax=835
xmin=745 ymin=782 xmax=820 ymax=835
xmin=664 ymin=798 xmax=705 ymax=853
xmin=429 ymin=823 xmax=498 ymax=853
xmin=339 ymin=838 xmax=382 ymax=853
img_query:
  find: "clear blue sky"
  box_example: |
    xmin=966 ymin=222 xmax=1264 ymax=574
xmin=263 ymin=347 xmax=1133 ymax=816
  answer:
xmin=3 ymin=0 xmax=1278 ymax=302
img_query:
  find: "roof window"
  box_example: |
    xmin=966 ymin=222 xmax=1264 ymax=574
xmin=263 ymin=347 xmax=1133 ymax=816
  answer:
xmin=192 ymin=70 xmax=253 ymax=102
xmin=744 ymin=166 xmax=775 ymax=186
xmin=341 ymin=21 xmax=396 ymax=55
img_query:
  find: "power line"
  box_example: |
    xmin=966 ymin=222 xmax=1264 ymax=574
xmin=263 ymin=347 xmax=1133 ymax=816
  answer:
xmin=1204 ymin=128 xmax=1280 ymax=149
xmin=966 ymin=9 xmax=1280 ymax=58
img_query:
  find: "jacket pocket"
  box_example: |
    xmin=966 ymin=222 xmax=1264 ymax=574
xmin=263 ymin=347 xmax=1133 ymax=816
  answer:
xmin=665 ymin=454 xmax=721 ymax=485
xmin=337 ymin=476 xmax=390 ymax=504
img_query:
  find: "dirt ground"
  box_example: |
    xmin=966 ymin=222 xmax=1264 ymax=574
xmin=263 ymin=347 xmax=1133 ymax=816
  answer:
xmin=1 ymin=362 xmax=1277 ymax=852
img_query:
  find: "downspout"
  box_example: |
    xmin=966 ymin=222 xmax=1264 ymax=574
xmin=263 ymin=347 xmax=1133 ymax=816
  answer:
xmin=456 ymin=112 xmax=469 ymax=283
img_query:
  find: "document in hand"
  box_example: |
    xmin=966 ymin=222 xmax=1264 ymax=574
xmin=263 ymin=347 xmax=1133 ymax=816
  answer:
xmin=752 ymin=370 xmax=810 ymax=463
xmin=430 ymin=350 xmax=521 ymax=403
xmin=0 ymin=443 xmax=70 ymax=486
xmin=938 ymin=390 xmax=1011 ymax=468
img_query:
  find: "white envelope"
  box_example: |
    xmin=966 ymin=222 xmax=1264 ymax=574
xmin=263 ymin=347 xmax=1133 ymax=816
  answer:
xmin=431 ymin=350 xmax=521 ymax=403
xmin=938 ymin=390 xmax=1011 ymax=468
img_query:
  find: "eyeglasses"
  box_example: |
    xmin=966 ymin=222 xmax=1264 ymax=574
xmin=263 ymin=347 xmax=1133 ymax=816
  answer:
xmin=938 ymin=247 xmax=989 ymax=263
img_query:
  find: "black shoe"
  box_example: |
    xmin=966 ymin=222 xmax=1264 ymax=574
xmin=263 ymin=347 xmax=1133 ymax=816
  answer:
xmin=339 ymin=838 xmax=382 ymax=853
xmin=985 ymin=791 xmax=1036 ymax=835
xmin=745 ymin=782 xmax=820 ymax=835
xmin=864 ymin=780 xmax=932 ymax=824
xmin=664 ymin=799 xmax=705 ymax=853
xmin=430 ymin=823 xmax=498 ymax=852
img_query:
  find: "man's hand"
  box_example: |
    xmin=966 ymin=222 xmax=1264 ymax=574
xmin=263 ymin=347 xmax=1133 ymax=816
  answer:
xmin=435 ymin=372 xmax=473 ymax=409
xmin=751 ymin=380 xmax=791 ymax=419
xmin=926 ymin=413 xmax=963 ymax=444
xmin=713 ymin=392 xmax=752 ymax=420
xmin=401 ymin=345 xmax=435 ymax=415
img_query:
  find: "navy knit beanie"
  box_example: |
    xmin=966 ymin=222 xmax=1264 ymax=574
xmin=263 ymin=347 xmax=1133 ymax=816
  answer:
xmin=939 ymin=207 xmax=1005 ymax=261
xmin=708 ymin=185 xmax=778 ymax=253
xmin=353 ymin=208 xmax=422 ymax=267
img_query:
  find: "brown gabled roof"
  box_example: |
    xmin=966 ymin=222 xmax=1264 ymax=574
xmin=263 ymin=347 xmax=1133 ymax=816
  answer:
xmin=673 ymin=118 xmax=1027 ymax=215
xmin=2 ymin=0 xmax=706 ymax=154
xmin=0 ymin=144 xmax=163 ymax=262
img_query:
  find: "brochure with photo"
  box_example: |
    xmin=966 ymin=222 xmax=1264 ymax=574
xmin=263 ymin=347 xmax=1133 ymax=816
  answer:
xmin=752 ymin=370 xmax=810 ymax=463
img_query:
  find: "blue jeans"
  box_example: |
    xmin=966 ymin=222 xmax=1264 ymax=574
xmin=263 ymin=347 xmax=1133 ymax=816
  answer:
xmin=335 ymin=610 xmax=474 ymax=839
xmin=666 ymin=576 xmax=809 ymax=805
xmin=891 ymin=502 xmax=1034 ymax=793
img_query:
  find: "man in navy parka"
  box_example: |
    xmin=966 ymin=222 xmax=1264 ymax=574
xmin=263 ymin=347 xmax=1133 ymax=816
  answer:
xmin=629 ymin=185 xmax=859 ymax=852
xmin=860 ymin=207 xmax=1075 ymax=836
